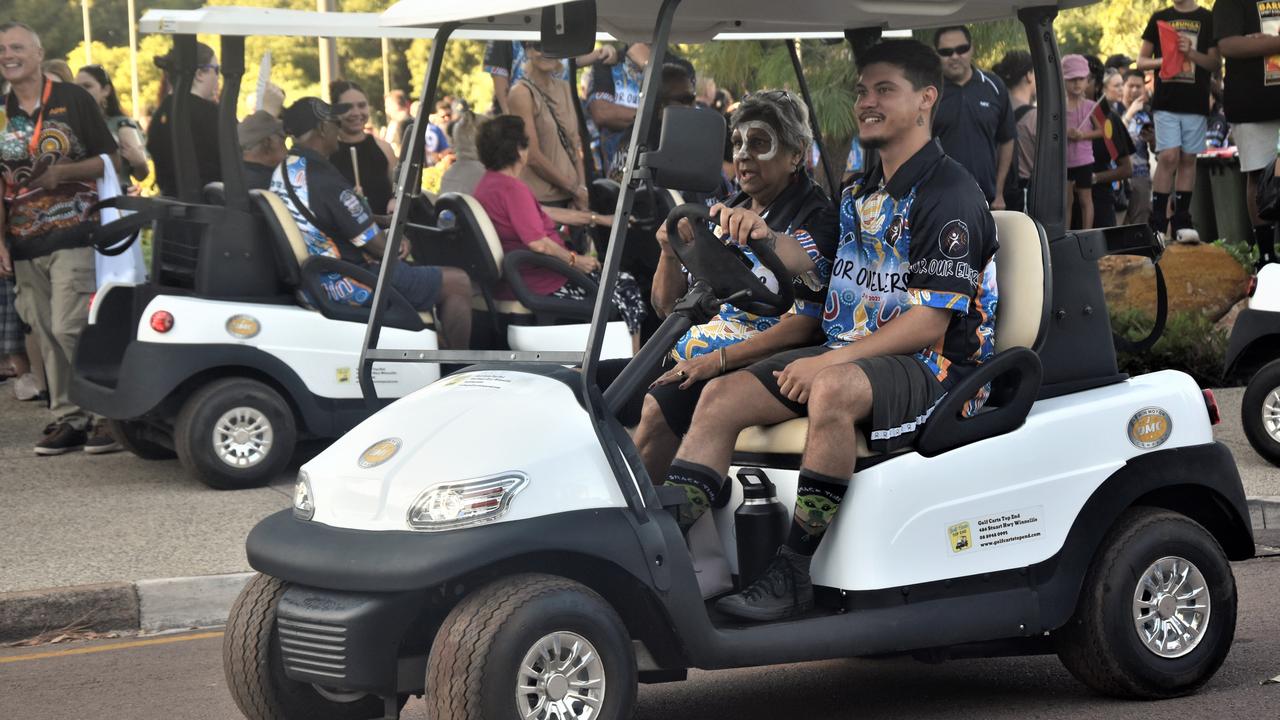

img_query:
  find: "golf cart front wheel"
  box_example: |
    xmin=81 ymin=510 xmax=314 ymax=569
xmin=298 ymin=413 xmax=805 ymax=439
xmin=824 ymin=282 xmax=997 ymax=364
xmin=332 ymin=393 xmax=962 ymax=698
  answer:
xmin=1241 ymin=360 xmax=1280 ymax=466
xmin=223 ymin=573 xmax=388 ymax=720
xmin=426 ymin=573 xmax=637 ymax=720
xmin=1056 ymin=507 xmax=1236 ymax=699
xmin=174 ymin=377 xmax=296 ymax=490
xmin=106 ymin=419 xmax=176 ymax=460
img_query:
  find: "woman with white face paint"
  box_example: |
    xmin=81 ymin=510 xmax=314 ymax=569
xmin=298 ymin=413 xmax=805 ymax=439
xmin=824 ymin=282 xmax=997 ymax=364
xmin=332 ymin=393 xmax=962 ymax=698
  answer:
xmin=630 ymin=90 xmax=841 ymax=480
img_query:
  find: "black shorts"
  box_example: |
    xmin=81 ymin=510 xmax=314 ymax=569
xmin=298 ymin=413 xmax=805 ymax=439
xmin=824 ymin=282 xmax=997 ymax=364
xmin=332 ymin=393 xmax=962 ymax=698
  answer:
xmin=649 ymin=378 xmax=710 ymax=436
xmin=1068 ymin=165 xmax=1093 ymax=190
xmin=745 ymin=348 xmax=947 ymax=454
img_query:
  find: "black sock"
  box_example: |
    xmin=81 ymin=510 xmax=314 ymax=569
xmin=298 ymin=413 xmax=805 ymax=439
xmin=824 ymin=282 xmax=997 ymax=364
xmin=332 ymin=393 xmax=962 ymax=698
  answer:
xmin=1255 ymin=225 xmax=1276 ymax=261
xmin=1174 ymin=191 xmax=1193 ymax=217
xmin=785 ymin=468 xmax=849 ymax=556
xmin=1151 ymin=191 xmax=1171 ymax=232
xmin=665 ymin=460 xmax=723 ymax=532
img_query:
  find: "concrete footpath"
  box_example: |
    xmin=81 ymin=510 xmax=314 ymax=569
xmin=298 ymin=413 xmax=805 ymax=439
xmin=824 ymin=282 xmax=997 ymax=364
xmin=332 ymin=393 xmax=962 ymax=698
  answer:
xmin=0 ymin=385 xmax=1277 ymax=643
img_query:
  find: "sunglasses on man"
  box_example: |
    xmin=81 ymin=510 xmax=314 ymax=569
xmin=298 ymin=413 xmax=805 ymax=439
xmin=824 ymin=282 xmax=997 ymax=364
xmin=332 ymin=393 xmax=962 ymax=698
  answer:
xmin=936 ymin=44 xmax=971 ymax=58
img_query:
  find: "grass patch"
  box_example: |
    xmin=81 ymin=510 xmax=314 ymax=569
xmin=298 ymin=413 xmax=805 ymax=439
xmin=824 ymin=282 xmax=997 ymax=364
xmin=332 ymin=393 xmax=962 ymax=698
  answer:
xmin=1113 ymin=308 xmax=1228 ymax=387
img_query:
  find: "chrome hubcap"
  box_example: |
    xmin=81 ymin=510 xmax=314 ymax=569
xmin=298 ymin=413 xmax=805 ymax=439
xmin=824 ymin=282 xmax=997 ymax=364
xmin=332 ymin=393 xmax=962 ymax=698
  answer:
xmin=212 ymin=407 xmax=273 ymax=469
xmin=516 ymin=631 xmax=606 ymax=720
xmin=1132 ymin=555 xmax=1211 ymax=659
xmin=1262 ymin=388 xmax=1280 ymax=442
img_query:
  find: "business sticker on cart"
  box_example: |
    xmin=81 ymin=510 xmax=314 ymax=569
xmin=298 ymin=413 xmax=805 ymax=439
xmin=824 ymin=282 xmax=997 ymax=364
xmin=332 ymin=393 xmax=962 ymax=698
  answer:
xmin=1127 ymin=407 xmax=1172 ymax=449
xmin=225 ymin=314 xmax=261 ymax=339
xmin=358 ymin=438 xmax=402 ymax=468
xmin=947 ymin=506 xmax=1044 ymax=555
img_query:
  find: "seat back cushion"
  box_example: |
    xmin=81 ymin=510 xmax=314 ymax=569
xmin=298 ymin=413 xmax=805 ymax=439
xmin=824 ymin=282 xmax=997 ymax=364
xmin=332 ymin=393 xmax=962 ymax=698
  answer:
xmin=990 ymin=210 xmax=1046 ymax=352
xmin=446 ymin=193 xmax=506 ymax=278
xmin=250 ymin=190 xmax=311 ymax=270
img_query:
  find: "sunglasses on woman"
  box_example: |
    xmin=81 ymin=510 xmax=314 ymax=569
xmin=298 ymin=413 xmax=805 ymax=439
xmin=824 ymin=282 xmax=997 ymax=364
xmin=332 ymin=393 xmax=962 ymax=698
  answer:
xmin=936 ymin=44 xmax=971 ymax=58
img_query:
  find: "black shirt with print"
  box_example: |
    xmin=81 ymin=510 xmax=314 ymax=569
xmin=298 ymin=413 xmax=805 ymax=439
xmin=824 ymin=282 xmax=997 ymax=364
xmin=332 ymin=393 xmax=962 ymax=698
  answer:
xmin=1142 ymin=7 xmax=1216 ymax=116
xmin=1215 ymin=0 xmax=1280 ymax=123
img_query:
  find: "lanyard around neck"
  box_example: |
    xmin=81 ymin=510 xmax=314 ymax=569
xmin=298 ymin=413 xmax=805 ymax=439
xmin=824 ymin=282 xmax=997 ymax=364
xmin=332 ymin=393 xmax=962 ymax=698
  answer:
xmin=26 ymin=78 xmax=54 ymax=158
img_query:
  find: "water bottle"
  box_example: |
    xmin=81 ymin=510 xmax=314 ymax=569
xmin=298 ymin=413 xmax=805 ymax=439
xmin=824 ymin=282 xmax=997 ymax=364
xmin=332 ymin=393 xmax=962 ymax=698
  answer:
xmin=733 ymin=469 xmax=787 ymax=589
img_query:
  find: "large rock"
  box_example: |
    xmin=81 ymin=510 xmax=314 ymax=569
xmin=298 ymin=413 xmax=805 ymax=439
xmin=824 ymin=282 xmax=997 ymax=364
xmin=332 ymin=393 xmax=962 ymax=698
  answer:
xmin=1099 ymin=243 xmax=1249 ymax=322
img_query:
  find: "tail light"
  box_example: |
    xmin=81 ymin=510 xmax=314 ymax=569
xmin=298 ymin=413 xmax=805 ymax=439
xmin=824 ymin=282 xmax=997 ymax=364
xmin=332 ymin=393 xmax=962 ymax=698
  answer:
xmin=1247 ymin=275 xmax=1257 ymax=297
xmin=1202 ymin=389 xmax=1220 ymax=426
xmin=149 ymin=310 xmax=175 ymax=333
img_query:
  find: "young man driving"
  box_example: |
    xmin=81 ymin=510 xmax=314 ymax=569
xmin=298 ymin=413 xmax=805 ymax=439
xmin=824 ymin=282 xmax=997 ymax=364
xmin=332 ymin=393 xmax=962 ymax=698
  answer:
xmin=662 ymin=39 xmax=1000 ymax=622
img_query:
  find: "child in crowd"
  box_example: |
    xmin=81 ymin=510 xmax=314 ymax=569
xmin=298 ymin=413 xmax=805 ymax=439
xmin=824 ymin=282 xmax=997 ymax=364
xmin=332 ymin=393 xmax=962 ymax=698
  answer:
xmin=1064 ymin=54 xmax=1102 ymax=229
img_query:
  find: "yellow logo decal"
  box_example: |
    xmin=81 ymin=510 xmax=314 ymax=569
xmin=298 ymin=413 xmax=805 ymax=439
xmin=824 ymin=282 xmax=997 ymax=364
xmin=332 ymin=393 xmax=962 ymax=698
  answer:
xmin=948 ymin=521 xmax=972 ymax=553
xmin=1128 ymin=407 xmax=1173 ymax=449
xmin=225 ymin=314 xmax=261 ymax=339
xmin=358 ymin=438 xmax=402 ymax=468
xmin=336 ymin=367 xmax=351 ymax=384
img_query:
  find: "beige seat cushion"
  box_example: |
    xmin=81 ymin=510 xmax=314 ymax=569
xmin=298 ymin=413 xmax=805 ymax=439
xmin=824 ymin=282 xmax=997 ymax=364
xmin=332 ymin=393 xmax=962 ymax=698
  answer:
xmin=470 ymin=295 xmax=534 ymax=315
xmin=251 ymin=189 xmax=311 ymax=267
xmin=735 ymin=418 xmax=875 ymax=458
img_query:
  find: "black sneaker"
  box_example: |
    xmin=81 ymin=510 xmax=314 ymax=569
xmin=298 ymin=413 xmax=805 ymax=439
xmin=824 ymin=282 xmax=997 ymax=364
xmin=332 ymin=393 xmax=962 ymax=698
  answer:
xmin=84 ymin=420 xmax=123 ymax=455
xmin=35 ymin=423 xmax=88 ymax=456
xmin=715 ymin=546 xmax=814 ymax=622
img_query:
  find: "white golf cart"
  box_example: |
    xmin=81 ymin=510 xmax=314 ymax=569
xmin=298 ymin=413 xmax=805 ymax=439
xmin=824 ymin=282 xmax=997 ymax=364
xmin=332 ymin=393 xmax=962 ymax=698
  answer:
xmin=224 ymin=1 xmax=1255 ymax=718
xmin=1225 ymin=257 xmax=1280 ymax=464
xmin=69 ymin=7 xmax=632 ymax=490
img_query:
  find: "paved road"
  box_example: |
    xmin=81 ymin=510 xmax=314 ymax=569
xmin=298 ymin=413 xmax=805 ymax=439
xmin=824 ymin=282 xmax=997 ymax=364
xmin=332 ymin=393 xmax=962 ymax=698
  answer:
xmin=3 ymin=556 xmax=1278 ymax=720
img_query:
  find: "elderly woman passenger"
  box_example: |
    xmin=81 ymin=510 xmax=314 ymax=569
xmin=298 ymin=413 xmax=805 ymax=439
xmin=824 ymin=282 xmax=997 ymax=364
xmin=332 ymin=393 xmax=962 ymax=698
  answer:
xmin=472 ymin=115 xmax=648 ymax=345
xmin=632 ymin=90 xmax=840 ymax=479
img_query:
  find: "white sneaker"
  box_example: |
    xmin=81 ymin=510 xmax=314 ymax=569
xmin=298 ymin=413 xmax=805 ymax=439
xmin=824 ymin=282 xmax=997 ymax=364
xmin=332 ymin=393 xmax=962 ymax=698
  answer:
xmin=12 ymin=373 xmax=40 ymax=401
xmin=1174 ymin=227 xmax=1201 ymax=244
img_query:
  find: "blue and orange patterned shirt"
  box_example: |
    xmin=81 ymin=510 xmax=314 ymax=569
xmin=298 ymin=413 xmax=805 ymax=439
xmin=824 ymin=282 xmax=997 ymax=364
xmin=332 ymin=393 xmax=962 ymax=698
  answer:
xmin=269 ymin=148 xmax=380 ymax=306
xmin=823 ymin=140 xmax=998 ymax=397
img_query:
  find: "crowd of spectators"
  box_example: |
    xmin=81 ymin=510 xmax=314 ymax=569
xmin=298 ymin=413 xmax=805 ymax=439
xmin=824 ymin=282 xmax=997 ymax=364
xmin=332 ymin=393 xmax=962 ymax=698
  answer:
xmin=3 ymin=6 xmax=1280 ymax=461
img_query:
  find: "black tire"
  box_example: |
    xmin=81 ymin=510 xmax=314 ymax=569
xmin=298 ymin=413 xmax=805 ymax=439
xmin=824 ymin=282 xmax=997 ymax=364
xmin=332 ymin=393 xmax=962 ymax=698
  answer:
xmin=1056 ymin=507 xmax=1237 ymax=699
xmin=223 ymin=573 xmax=386 ymax=720
xmin=426 ymin=573 xmax=637 ymax=720
xmin=1241 ymin=359 xmax=1280 ymax=466
xmin=174 ymin=377 xmax=296 ymax=490
xmin=106 ymin=419 xmax=176 ymax=460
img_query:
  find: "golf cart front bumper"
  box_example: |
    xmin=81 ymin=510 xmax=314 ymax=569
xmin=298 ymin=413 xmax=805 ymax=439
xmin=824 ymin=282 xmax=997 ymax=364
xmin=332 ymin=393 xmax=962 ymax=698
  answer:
xmin=248 ymin=508 xmax=662 ymax=692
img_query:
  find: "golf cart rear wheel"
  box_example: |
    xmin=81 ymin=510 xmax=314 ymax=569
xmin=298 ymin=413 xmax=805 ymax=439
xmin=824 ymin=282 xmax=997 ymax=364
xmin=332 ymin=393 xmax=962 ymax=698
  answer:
xmin=223 ymin=573 xmax=386 ymax=720
xmin=106 ymin=419 xmax=176 ymax=460
xmin=1056 ymin=507 xmax=1236 ymax=699
xmin=175 ymin=377 xmax=296 ymax=490
xmin=426 ymin=573 xmax=637 ymax=720
xmin=1241 ymin=360 xmax=1280 ymax=466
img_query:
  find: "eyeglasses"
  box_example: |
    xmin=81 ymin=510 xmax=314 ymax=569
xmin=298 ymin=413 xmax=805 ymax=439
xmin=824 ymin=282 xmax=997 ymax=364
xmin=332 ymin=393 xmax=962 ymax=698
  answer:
xmin=936 ymin=44 xmax=971 ymax=58
xmin=197 ymin=63 xmax=220 ymax=73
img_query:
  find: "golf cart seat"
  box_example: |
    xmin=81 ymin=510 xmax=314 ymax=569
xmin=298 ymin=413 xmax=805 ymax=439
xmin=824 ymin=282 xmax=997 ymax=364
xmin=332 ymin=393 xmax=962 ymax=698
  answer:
xmin=733 ymin=210 xmax=1049 ymax=462
xmin=428 ymin=192 xmax=602 ymax=324
xmin=249 ymin=189 xmax=430 ymax=331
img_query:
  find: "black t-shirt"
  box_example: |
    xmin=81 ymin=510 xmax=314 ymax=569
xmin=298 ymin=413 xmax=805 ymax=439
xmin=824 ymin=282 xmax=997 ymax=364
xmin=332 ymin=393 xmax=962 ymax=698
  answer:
xmin=933 ymin=68 xmax=1017 ymax=203
xmin=1090 ymin=105 xmax=1136 ymax=209
xmin=1 ymin=80 xmax=117 ymax=242
xmin=1142 ymin=7 xmax=1216 ymax=115
xmin=147 ymin=93 xmax=222 ymax=198
xmin=332 ymin=135 xmax=393 ymax=216
xmin=1215 ymin=0 xmax=1280 ymax=123
xmin=243 ymin=161 xmax=274 ymax=191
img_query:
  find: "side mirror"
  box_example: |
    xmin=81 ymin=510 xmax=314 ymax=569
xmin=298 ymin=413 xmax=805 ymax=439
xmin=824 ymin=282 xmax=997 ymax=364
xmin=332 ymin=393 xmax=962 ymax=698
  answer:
xmin=540 ymin=1 xmax=596 ymax=59
xmin=640 ymin=106 xmax=727 ymax=193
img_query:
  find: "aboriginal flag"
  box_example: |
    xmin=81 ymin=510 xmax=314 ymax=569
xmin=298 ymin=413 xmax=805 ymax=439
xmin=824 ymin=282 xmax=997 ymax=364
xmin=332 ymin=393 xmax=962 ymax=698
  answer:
xmin=1092 ymin=98 xmax=1120 ymax=162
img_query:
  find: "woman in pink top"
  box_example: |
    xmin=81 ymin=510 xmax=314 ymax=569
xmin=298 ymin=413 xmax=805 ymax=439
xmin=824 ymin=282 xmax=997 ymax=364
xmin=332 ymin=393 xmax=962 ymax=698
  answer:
xmin=472 ymin=115 xmax=647 ymax=343
xmin=1063 ymin=54 xmax=1104 ymax=229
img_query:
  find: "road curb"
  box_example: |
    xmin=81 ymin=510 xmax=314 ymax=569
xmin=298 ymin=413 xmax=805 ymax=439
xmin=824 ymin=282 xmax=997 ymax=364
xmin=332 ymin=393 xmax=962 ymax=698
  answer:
xmin=1 ymin=573 xmax=251 ymax=644
xmin=3 ymin=498 xmax=1280 ymax=643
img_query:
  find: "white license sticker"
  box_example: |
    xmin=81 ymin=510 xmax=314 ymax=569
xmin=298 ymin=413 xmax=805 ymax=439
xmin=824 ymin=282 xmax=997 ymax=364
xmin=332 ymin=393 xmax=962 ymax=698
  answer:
xmin=947 ymin=506 xmax=1044 ymax=555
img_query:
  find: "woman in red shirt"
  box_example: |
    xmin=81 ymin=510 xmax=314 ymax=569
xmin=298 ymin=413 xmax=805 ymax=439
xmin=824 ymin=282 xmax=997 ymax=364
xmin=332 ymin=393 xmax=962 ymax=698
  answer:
xmin=472 ymin=115 xmax=646 ymax=345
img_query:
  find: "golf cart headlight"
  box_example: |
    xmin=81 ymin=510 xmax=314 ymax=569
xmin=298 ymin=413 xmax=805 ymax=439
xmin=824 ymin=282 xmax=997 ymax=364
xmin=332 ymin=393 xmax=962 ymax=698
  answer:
xmin=293 ymin=471 xmax=315 ymax=521
xmin=407 ymin=473 xmax=528 ymax=531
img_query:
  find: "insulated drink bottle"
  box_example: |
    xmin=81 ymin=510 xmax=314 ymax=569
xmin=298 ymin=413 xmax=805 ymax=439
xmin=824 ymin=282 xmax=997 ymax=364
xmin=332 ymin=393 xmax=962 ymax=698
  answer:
xmin=733 ymin=469 xmax=787 ymax=588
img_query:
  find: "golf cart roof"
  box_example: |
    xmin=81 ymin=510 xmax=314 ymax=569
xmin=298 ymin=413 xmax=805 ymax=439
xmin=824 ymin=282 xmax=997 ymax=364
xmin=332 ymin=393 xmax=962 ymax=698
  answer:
xmin=381 ymin=0 xmax=1097 ymax=42
xmin=138 ymin=6 xmax=616 ymax=41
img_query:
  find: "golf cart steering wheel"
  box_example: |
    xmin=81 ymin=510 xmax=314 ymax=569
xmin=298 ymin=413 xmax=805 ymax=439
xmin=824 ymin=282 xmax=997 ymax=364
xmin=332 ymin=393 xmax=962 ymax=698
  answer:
xmin=664 ymin=203 xmax=795 ymax=317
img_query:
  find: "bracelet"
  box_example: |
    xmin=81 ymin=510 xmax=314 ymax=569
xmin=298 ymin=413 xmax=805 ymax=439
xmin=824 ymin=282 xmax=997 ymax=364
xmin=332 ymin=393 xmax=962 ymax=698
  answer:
xmin=589 ymin=213 xmax=597 ymax=225
xmin=568 ymin=252 xmax=577 ymax=268
xmin=718 ymin=347 xmax=728 ymax=375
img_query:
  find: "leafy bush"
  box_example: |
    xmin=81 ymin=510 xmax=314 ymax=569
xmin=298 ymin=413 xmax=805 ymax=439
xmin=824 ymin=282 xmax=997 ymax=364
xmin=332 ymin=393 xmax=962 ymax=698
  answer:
xmin=1112 ymin=308 xmax=1228 ymax=387
xmin=1213 ymin=239 xmax=1257 ymax=274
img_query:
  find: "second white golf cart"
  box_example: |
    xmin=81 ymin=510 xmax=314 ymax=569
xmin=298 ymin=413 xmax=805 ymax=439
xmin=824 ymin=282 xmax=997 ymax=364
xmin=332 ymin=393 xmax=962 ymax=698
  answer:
xmin=224 ymin=1 xmax=1255 ymax=718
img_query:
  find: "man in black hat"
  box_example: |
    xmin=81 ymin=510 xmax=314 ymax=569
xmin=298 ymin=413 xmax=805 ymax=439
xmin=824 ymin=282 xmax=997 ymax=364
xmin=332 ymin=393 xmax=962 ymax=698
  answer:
xmin=270 ymin=97 xmax=472 ymax=348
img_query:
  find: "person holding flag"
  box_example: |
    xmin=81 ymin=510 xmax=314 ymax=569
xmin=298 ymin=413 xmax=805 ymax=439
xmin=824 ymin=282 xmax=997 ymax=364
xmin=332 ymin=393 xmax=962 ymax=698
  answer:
xmin=1138 ymin=0 xmax=1220 ymax=242
xmin=1083 ymin=56 xmax=1136 ymax=228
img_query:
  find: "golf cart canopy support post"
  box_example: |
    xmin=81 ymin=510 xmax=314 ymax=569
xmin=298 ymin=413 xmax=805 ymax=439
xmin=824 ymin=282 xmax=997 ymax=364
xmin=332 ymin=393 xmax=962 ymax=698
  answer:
xmin=170 ymin=35 xmax=201 ymax=204
xmin=785 ymin=39 xmax=838 ymax=193
xmin=1019 ymin=5 xmax=1066 ymax=239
